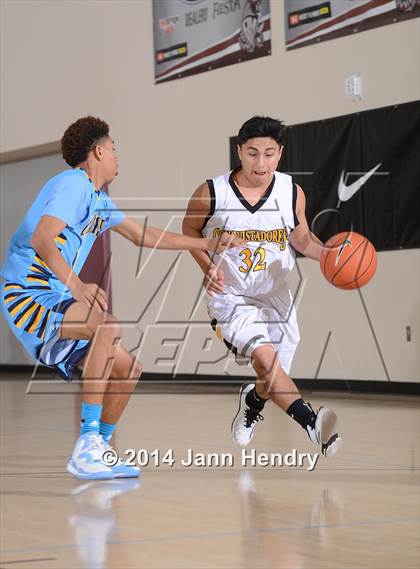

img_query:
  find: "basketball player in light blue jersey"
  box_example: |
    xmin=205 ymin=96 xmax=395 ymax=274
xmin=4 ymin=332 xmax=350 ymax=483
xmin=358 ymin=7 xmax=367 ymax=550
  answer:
xmin=0 ymin=116 xmax=240 ymax=480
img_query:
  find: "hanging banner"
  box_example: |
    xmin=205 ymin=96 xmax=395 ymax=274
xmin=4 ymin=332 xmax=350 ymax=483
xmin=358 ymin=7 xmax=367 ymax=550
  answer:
xmin=153 ymin=0 xmax=271 ymax=84
xmin=230 ymin=101 xmax=420 ymax=251
xmin=284 ymin=0 xmax=420 ymax=50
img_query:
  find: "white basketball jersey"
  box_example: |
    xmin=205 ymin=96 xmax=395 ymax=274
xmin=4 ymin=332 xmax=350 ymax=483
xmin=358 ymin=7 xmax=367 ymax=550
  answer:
xmin=202 ymin=169 xmax=298 ymax=297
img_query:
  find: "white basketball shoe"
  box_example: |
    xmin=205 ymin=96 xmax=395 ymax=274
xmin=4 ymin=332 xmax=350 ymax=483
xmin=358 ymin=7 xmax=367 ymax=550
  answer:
xmin=306 ymin=405 xmax=343 ymax=458
xmin=231 ymin=384 xmax=264 ymax=447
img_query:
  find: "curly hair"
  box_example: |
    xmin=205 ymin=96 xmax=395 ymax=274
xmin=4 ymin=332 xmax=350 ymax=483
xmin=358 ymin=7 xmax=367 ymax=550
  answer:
xmin=61 ymin=116 xmax=110 ymax=167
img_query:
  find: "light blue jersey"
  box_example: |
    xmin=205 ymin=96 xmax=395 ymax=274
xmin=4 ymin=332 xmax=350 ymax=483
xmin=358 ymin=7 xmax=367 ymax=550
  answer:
xmin=1 ymin=168 xmax=124 ymax=286
xmin=0 ymin=168 xmax=125 ymax=380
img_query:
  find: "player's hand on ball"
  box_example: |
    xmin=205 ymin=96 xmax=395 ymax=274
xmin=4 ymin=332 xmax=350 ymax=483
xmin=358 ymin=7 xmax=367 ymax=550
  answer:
xmin=207 ymin=233 xmax=244 ymax=253
xmin=204 ymin=264 xmax=224 ymax=295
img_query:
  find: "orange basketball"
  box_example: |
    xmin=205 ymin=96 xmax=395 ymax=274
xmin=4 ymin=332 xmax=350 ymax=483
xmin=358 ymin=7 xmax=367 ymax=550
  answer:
xmin=320 ymin=231 xmax=377 ymax=290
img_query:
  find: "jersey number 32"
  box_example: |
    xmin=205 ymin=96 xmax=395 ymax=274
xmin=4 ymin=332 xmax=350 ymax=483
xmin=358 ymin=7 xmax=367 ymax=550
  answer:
xmin=238 ymin=247 xmax=267 ymax=273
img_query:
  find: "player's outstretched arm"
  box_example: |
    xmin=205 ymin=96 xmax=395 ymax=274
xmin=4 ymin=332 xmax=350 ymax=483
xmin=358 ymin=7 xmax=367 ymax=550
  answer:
xmin=289 ymin=185 xmax=325 ymax=261
xmin=112 ymin=213 xmax=240 ymax=253
xmin=31 ymin=215 xmax=108 ymax=310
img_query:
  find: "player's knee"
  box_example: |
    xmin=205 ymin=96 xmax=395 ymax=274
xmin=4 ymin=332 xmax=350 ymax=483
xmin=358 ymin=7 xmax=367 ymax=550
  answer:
xmin=91 ymin=313 xmax=122 ymax=341
xmin=103 ymin=317 xmax=122 ymax=342
xmin=252 ymin=350 xmax=276 ymax=379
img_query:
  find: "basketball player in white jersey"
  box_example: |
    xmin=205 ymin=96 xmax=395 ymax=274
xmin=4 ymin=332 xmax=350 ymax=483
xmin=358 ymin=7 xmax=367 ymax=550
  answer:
xmin=183 ymin=116 xmax=342 ymax=457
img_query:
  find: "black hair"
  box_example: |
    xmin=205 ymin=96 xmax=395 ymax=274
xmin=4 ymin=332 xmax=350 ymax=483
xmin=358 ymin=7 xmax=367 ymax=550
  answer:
xmin=61 ymin=116 xmax=110 ymax=167
xmin=237 ymin=116 xmax=285 ymax=147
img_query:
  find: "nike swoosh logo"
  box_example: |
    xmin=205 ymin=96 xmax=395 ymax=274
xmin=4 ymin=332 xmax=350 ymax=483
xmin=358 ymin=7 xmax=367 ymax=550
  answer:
xmin=338 ymin=163 xmax=382 ymax=202
xmin=335 ymin=238 xmax=352 ymax=266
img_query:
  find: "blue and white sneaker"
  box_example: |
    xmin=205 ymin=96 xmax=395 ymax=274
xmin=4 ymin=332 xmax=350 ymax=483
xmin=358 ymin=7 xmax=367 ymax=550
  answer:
xmin=67 ymin=433 xmax=113 ymax=480
xmin=101 ymin=441 xmax=141 ymax=479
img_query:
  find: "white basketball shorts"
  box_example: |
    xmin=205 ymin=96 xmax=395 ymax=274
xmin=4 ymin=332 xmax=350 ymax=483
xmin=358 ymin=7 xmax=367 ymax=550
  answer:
xmin=207 ymin=290 xmax=300 ymax=374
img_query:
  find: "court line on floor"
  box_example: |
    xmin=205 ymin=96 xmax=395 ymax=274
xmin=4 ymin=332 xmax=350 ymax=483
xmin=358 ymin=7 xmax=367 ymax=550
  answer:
xmin=0 ymin=423 xmax=74 ymax=433
xmin=0 ymin=558 xmax=56 ymax=566
xmin=2 ymin=516 xmax=419 ymax=555
xmin=0 ymin=466 xmax=419 ymax=478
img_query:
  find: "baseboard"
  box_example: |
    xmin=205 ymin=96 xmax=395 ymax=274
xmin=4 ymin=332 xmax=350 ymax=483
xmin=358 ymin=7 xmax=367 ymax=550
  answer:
xmin=0 ymin=364 xmax=52 ymax=375
xmin=0 ymin=366 xmax=418 ymax=395
xmin=139 ymin=373 xmax=420 ymax=395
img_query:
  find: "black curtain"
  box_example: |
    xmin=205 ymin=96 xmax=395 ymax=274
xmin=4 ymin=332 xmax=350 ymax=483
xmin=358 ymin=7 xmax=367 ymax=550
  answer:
xmin=230 ymin=101 xmax=420 ymax=251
